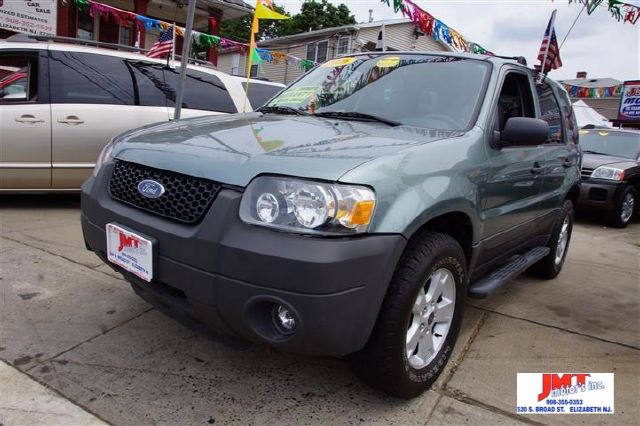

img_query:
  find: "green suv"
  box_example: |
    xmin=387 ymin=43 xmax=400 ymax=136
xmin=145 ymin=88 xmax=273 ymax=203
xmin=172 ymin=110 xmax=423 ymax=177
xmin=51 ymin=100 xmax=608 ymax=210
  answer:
xmin=81 ymin=53 xmax=581 ymax=398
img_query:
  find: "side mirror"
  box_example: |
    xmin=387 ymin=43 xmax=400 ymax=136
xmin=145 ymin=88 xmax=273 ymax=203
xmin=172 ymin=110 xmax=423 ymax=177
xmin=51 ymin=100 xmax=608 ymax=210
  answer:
xmin=500 ymin=117 xmax=549 ymax=147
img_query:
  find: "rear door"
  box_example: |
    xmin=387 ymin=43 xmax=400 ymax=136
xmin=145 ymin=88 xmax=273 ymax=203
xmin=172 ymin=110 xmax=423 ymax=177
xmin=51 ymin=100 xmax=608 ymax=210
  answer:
xmin=48 ymin=50 xmax=170 ymax=188
xmin=536 ymin=82 xmax=579 ymax=214
xmin=0 ymin=49 xmax=51 ymax=189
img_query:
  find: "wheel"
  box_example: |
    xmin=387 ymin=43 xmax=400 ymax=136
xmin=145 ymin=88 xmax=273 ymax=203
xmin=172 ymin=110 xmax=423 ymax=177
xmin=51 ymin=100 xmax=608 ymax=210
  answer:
xmin=530 ymin=199 xmax=574 ymax=279
xmin=606 ymin=186 xmax=637 ymax=228
xmin=350 ymin=231 xmax=466 ymax=399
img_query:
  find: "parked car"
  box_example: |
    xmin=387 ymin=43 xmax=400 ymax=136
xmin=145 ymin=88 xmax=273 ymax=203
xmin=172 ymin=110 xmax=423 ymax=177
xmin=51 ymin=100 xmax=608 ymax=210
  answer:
xmin=577 ymin=128 xmax=640 ymax=227
xmin=0 ymin=35 xmax=284 ymax=191
xmin=81 ymin=53 xmax=581 ymax=398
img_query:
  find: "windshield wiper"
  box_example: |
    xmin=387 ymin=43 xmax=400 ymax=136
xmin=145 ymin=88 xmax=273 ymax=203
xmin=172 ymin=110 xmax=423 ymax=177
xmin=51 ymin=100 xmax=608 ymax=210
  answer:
xmin=583 ymin=150 xmax=608 ymax=156
xmin=314 ymin=111 xmax=401 ymax=127
xmin=257 ymin=105 xmax=308 ymax=116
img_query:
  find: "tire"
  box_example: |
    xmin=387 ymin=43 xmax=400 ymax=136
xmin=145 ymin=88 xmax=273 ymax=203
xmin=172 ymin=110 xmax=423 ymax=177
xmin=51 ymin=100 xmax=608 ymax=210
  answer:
xmin=350 ymin=231 xmax=466 ymax=399
xmin=606 ymin=186 xmax=637 ymax=229
xmin=529 ymin=200 xmax=574 ymax=279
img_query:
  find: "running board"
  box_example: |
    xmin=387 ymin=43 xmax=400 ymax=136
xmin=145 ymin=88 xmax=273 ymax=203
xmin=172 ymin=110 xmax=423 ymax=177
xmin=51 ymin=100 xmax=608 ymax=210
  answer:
xmin=468 ymin=247 xmax=550 ymax=299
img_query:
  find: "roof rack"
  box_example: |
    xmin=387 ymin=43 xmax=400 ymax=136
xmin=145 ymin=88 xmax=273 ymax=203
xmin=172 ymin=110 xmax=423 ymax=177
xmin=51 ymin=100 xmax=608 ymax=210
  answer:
xmin=5 ymin=33 xmax=215 ymax=67
xmin=492 ymin=55 xmax=528 ymax=66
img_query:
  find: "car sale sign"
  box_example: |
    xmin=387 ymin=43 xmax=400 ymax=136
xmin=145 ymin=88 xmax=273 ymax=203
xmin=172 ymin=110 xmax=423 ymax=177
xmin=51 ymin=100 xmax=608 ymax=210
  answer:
xmin=618 ymin=80 xmax=640 ymax=122
xmin=0 ymin=0 xmax=57 ymax=36
xmin=517 ymin=373 xmax=614 ymax=414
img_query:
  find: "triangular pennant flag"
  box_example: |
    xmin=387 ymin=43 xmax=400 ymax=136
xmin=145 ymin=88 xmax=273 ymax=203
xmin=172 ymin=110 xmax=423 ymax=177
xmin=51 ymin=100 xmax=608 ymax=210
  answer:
xmin=254 ymin=2 xmax=289 ymax=20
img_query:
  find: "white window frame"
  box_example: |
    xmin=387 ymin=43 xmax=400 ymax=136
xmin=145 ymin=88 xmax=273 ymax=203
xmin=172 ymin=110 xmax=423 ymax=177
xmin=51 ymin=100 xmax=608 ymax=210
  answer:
xmin=306 ymin=40 xmax=330 ymax=62
xmin=336 ymin=36 xmax=350 ymax=56
xmin=231 ymin=53 xmax=240 ymax=75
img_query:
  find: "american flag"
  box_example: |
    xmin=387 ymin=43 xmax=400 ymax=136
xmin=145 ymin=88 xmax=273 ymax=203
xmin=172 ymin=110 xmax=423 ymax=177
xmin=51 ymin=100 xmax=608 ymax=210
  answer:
xmin=146 ymin=26 xmax=174 ymax=59
xmin=537 ymin=11 xmax=562 ymax=74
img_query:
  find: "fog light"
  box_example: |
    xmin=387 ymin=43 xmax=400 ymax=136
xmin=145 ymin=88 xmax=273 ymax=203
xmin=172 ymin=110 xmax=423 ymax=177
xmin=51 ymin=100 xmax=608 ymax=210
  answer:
xmin=272 ymin=304 xmax=297 ymax=334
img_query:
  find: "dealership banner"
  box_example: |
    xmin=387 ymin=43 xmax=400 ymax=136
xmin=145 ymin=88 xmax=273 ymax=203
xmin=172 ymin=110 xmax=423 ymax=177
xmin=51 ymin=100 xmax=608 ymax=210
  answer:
xmin=618 ymin=80 xmax=640 ymax=121
xmin=0 ymin=0 xmax=57 ymax=36
xmin=517 ymin=373 xmax=614 ymax=414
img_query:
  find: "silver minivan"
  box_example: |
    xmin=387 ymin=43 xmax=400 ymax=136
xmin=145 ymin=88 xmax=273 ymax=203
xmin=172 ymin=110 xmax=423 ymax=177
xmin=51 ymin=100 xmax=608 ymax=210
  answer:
xmin=0 ymin=36 xmax=283 ymax=191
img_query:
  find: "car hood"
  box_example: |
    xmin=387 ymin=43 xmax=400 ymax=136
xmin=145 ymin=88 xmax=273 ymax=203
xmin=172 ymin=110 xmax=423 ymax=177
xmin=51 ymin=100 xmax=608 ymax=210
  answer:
xmin=582 ymin=153 xmax=639 ymax=170
xmin=111 ymin=113 xmax=463 ymax=187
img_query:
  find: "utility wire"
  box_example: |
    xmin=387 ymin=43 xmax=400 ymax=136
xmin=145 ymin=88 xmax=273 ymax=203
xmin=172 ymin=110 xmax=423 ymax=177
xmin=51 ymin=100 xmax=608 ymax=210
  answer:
xmin=560 ymin=3 xmax=587 ymax=49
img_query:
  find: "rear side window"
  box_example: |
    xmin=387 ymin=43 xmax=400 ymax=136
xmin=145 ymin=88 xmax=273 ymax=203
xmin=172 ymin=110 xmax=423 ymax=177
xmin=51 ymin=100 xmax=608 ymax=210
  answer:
xmin=49 ymin=51 xmax=134 ymax=105
xmin=242 ymin=82 xmax=282 ymax=108
xmin=556 ymin=89 xmax=579 ymax=144
xmin=0 ymin=53 xmax=37 ymax=103
xmin=536 ymin=82 xmax=564 ymax=144
xmin=162 ymin=67 xmax=237 ymax=113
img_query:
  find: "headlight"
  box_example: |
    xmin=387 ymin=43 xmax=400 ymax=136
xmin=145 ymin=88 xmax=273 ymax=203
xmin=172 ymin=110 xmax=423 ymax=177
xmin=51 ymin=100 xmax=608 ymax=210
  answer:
xmin=92 ymin=143 xmax=114 ymax=177
xmin=239 ymin=176 xmax=376 ymax=235
xmin=591 ymin=166 xmax=625 ymax=181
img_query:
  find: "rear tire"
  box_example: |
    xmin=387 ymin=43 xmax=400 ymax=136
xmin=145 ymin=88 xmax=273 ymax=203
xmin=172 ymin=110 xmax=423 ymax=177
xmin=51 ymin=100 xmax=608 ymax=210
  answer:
xmin=606 ymin=186 xmax=636 ymax=229
xmin=350 ymin=231 xmax=466 ymax=399
xmin=530 ymin=200 xmax=573 ymax=279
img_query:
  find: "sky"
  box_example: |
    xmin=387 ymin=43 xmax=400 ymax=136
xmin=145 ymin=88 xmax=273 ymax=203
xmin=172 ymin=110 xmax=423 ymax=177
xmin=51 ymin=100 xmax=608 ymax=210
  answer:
xmin=274 ymin=0 xmax=640 ymax=82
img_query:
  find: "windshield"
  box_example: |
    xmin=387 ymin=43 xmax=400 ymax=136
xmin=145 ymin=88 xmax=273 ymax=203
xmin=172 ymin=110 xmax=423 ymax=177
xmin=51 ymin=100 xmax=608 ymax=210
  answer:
xmin=266 ymin=55 xmax=490 ymax=131
xmin=580 ymin=129 xmax=640 ymax=160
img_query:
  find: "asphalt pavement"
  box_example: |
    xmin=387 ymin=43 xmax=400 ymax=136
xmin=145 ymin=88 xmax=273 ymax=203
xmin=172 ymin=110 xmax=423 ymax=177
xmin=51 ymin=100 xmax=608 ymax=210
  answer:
xmin=0 ymin=194 xmax=638 ymax=425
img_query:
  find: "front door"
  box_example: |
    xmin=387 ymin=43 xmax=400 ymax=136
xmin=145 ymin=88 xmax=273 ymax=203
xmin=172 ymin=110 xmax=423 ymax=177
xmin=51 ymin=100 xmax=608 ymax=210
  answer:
xmin=478 ymin=70 xmax=546 ymax=263
xmin=0 ymin=50 xmax=51 ymax=190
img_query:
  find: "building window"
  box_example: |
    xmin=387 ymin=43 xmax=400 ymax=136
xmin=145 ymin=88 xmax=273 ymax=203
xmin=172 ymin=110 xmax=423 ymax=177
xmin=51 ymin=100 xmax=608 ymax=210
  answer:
xmin=77 ymin=11 xmax=94 ymax=41
xmin=231 ymin=53 xmax=240 ymax=75
xmin=250 ymin=64 xmax=258 ymax=78
xmin=306 ymin=43 xmax=315 ymax=61
xmin=306 ymin=40 xmax=329 ymax=63
xmin=337 ymin=36 xmax=349 ymax=55
xmin=119 ymin=26 xmax=132 ymax=46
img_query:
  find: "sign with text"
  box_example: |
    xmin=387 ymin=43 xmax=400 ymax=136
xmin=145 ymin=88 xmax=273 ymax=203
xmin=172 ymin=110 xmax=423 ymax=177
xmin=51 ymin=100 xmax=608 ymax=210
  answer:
xmin=0 ymin=0 xmax=57 ymax=36
xmin=618 ymin=80 xmax=640 ymax=121
xmin=517 ymin=373 xmax=614 ymax=414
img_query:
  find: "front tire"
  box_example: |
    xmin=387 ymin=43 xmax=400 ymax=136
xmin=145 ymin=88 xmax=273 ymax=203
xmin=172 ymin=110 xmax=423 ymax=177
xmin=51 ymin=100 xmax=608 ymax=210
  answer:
xmin=530 ymin=200 xmax=574 ymax=279
xmin=351 ymin=231 xmax=466 ymax=399
xmin=606 ymin=186 xmax=637 ymax=228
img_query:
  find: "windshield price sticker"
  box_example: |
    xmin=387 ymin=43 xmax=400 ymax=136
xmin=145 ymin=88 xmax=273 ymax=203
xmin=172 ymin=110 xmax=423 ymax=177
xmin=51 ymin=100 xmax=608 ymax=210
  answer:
xmin=376 ymin=56 xmax=400 ymax=68
xmin=321 ymin=57 xmax=356 ymax=68
xmin=517 ymin=373 xmax=614 ymax=414
xmin=271 ymin=86 xmax=317 ymax=105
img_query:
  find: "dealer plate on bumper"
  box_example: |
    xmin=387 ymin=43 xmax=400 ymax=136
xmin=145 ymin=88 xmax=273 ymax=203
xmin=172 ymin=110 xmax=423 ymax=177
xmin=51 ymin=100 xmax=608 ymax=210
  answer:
xmin=106 ymin=223 xmax=154 ymax=282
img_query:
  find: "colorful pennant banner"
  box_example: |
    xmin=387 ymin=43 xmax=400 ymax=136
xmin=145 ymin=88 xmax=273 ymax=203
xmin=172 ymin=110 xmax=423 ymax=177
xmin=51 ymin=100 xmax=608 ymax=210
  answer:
xmin=62 ymin=0 xmax=318 ymax=71
xmin=383 ymin=0 xmax=494 ymax=55
xmin=570 ymin=0 xmax=640 ymax=24
xmin=562 ymin=83 xmax=623 ymax=98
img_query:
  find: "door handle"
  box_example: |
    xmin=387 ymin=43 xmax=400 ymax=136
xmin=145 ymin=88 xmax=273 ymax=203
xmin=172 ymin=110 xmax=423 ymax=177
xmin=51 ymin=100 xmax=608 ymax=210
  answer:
xmin=57 ymin=115 xmax=84 ymax=125
xmin=557 ymin=156 xmax=574 ymax=168
xmin=531 ymin=162 xmax=544 ymax=175
xmin=15 ymin=114 xmax=44 ymax=124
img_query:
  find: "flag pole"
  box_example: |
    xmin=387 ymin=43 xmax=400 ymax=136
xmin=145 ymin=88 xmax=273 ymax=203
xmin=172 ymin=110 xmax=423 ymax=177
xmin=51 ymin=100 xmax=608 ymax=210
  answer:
xmin=539 ymin=9 xmax=557 ymax=81
xmin=174 ymin=0 xmax=196 ymax=120
xmin=243 ymin=1 xmax=260 ymax=113
xmin=170 ymin=23 xmax=176 ymax=68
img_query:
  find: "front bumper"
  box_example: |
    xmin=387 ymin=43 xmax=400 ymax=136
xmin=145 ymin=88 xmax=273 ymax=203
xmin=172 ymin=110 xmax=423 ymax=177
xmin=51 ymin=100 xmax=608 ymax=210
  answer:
xmin=577 ymin=179 xmax=623 ymax=211
xmin=81 ymin=165 xmax=406 ymax=356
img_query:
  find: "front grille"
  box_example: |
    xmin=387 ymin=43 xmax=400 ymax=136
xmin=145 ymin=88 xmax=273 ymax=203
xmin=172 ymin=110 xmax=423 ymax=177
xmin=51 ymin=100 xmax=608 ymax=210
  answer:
xmin=108 ymin=160 xmax=220 ymax=224
xmin=589 ymin=187 xmax=608 ymax=202
xmin=581 ymin=167 xmax=594 ymax=179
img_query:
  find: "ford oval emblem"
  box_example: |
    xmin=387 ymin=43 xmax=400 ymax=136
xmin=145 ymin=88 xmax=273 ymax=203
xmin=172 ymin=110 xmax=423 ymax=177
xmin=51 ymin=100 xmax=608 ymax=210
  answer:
xmin=137 ymin=180 xmax=165 ymax=199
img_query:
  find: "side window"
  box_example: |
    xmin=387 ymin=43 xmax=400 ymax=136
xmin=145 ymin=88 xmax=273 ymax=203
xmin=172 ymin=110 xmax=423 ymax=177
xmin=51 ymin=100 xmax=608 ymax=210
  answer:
xmin=242 ymin=82 xmax=282 ymax=108
xmin=161 ymin=68 xmax=237 ymax=113
xmin=536 ymin=83 xmax=564 ymax=144
xmin=556 ymin=89 xmax=579 ymax=145
xmin=49 ymin=51 xmax=135 ymax=105
xmin=0 ymin=54 xmax=37 ymax=103
xmin=495 ymin=72 xmax=535 ymax=131
xmin=127 ymin=61 xmax=174 ymax=107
